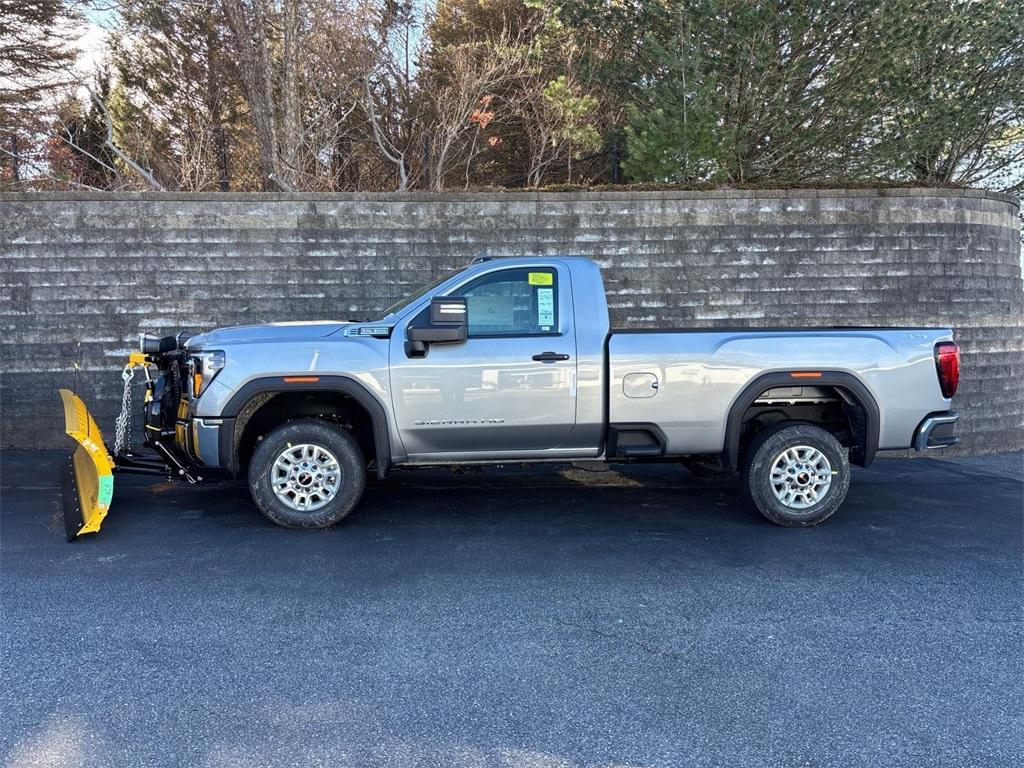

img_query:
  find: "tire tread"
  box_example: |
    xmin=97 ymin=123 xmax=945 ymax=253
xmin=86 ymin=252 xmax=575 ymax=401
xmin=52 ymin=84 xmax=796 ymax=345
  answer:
xmin=742 ymin=422 xmax=850 ymax=527
xmin=247 ymin=419 xmax=366 ymax=529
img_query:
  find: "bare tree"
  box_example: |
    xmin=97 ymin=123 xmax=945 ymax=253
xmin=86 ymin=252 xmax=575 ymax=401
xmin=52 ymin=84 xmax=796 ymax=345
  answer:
xmin=421 ymin=27 xmax=531 ymax=190
xmin=86 ymin=85 xmax=165 ymax=189
xmin=362 ymin=68 xmax=411 ymax=190
xmin=359 ymin=0 xmax=429 ymax=191
xmin=219 ymin=0 xmax=380 ymax=191
xmin=109 ymin=0 xmax=240 ymax=191
xmin=220 ymin=0 xmax=285 ymax=190
xmin=300 ymin=1 xmax=377 ymax=189
xmin=515 ymin=26 xmax=601 ymax=187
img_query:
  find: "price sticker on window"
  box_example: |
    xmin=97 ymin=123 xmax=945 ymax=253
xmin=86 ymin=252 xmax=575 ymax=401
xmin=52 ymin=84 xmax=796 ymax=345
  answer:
xmin=528 ymin=272 xmax=553 ymax=286
xmin=537 ymin=287 xmax=555 ymax=328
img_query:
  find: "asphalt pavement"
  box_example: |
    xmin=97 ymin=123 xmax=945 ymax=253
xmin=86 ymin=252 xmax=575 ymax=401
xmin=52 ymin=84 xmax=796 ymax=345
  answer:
xmin=1 ymin=449 xmax=1021 ymax=768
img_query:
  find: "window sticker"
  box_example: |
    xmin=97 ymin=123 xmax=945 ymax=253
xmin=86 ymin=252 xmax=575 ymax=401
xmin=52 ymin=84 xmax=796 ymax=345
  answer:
xmin=528 ymin=272 xmax=553 ymax=286
xmin=537 ymin=287 xmax=555 ymax=328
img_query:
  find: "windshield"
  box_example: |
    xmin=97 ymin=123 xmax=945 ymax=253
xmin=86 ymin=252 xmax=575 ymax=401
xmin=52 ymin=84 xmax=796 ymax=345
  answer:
xmin=380 ymin=267 xmax=464 ymax=317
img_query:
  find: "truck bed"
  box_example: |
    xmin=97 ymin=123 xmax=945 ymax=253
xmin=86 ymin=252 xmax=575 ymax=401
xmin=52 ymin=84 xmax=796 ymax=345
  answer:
xmin=607 ymin=327 xmax=954 ymax=455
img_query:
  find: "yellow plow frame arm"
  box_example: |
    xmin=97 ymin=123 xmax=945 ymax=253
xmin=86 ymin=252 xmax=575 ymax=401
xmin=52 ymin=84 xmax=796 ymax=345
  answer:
xmin=59 ymin=389 xmax=115 ymax=540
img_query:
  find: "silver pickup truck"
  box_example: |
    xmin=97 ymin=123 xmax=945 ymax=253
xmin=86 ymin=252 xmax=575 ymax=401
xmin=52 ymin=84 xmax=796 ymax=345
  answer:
xmin=60 ymin=256 xmax=961 ymax=539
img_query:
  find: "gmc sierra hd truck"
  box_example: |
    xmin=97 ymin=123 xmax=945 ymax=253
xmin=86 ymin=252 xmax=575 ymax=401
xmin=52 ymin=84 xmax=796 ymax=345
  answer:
xmin=59 ymin=256 xmax=961 ymax=539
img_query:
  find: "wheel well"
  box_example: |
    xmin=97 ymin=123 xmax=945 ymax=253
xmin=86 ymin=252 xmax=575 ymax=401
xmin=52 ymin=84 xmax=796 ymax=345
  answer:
xmin=725 ymin=373 xmax=879 ymax=469
xmin=234 ymin=391 xmax=376 ymax=476
xmin=740 ymin=384 xmax=858 ymax=446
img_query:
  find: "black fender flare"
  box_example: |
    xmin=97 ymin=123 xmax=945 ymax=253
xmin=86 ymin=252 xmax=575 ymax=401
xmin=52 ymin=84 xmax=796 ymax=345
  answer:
xmin=723 ymin=371 xmax=879 ymax=469
xmin=219 ymin=375 xmax=393 ymax=478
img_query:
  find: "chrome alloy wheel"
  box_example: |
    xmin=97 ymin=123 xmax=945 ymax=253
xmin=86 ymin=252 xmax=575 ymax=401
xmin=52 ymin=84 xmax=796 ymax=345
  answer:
xmin=271 ymin=443 xmax=342 ymax=512
xmin=769 ymin=445 xmax=833 ymax=510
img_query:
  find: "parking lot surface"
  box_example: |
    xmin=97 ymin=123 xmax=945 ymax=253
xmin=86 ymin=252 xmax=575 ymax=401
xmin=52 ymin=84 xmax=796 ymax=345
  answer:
xmin=1 ymin=449 xmax=1021 ymax=768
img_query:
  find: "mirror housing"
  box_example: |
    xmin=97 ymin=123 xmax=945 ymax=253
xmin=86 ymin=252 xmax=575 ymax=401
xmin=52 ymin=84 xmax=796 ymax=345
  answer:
xmin=406 ymin=296 xmax=468 ymax=344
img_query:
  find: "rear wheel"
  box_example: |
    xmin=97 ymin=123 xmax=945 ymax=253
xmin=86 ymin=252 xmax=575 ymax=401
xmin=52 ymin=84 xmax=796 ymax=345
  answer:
xmin=742 ymin=423 xmax=850 ymax=527
xmin=248 ymin=419 xmax=366 ymax=529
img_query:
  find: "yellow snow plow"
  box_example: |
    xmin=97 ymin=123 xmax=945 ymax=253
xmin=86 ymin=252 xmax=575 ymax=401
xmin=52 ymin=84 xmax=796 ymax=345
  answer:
xmin=59 ymin=388 xmax=115 ymax=540
xmin=59 ymin=350 xmax=202 ymax=541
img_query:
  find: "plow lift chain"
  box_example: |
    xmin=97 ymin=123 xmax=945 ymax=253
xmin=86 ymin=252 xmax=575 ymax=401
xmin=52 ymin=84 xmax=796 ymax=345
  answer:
xmin=113 ymin=363 xmax=135 ymax=457
xmin=112 ymin=355 xmax=202 ymax=484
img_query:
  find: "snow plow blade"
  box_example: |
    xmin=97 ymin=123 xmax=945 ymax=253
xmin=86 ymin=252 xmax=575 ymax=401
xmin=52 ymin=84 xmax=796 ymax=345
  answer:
xmin=59 ymin=389 xmax=114 ymax=541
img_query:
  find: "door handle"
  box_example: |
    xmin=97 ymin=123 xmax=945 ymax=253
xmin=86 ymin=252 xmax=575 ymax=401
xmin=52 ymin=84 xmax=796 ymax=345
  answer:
xmin=532 ymin=351 xmax=570 ymax=363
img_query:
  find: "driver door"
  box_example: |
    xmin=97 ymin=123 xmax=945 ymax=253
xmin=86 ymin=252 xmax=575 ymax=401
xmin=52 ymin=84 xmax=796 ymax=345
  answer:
xmin=389 ymin=265 xmax=577 ymax=459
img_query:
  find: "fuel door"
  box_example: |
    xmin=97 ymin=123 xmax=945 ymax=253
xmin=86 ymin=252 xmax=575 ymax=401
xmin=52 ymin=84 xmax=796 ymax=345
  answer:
xmin=623 ymin=372 xmax=659 ymax=399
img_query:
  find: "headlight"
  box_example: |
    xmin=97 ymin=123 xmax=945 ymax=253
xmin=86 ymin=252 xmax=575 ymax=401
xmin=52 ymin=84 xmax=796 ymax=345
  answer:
xmin=191 ymin=350 xmax=225 ymax=397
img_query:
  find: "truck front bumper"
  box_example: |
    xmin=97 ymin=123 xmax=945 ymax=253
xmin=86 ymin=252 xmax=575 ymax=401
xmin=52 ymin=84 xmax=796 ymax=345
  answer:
xmin=190 ymin=417 xmax=228 ymax=467
xmin=913 ymin=411 xmax=959 ymax=451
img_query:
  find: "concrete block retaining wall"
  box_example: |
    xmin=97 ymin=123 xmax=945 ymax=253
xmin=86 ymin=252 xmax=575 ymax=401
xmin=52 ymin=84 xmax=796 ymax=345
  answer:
xmin=1 ymin=188 xmax=1020 ymax=454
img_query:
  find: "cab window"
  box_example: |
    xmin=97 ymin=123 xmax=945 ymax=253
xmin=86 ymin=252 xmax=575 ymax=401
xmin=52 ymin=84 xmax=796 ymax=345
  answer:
xmin=453 ymin=268 xmax=558 ymax=337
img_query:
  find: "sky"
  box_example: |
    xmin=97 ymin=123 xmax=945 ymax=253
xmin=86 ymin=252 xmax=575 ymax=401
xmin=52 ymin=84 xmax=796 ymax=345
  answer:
xmin=73 ymin=17 xmax=110 ymax=79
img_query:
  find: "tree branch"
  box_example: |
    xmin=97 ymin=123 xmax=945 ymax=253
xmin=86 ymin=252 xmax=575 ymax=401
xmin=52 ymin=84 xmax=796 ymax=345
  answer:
xmin=84 ymin=85 xmax=166 ymax=190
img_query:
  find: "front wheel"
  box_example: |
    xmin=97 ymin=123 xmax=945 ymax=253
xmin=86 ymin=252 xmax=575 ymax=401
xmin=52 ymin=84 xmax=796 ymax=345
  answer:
xmin=742 ymin=423 xmax=850 ymax=527
xmin=248 ymin=419 xmax=366 ymax=529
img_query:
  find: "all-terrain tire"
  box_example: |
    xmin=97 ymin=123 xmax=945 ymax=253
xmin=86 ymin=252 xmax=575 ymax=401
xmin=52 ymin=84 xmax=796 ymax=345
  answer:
xmin=248 ymin=419 xmax=366 ymax=529
xmin=742 ymin=422 xmax=850 ymax=527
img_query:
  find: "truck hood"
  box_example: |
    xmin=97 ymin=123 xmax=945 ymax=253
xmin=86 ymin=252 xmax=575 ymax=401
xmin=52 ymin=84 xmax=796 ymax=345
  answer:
xmin=187 ymin=321 xmax=349 ymax=348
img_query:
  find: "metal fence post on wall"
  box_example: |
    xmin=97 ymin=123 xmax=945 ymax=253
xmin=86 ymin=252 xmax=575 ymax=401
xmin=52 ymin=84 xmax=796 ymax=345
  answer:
xmin=609 ymin=138 xmax=621 ymax=185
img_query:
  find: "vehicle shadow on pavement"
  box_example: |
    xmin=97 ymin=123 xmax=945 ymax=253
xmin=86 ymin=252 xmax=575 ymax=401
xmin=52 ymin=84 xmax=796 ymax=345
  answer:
xmin=3 ymin=449 xmax=1021 ymax=546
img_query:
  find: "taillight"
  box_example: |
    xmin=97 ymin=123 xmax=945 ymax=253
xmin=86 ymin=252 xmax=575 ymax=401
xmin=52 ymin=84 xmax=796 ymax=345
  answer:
xmin=934 ymin=342 xmax=960 ymax=398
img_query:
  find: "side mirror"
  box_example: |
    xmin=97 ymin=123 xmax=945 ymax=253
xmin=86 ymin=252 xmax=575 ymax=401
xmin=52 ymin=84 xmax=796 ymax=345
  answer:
xmin=406 ymin=296 xmax=468 ymax=345
xmin=429 ymin=295 xmax=468 ymax=328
